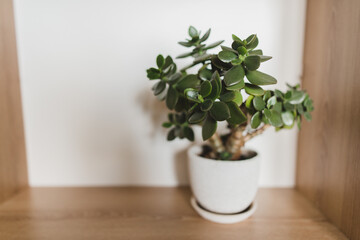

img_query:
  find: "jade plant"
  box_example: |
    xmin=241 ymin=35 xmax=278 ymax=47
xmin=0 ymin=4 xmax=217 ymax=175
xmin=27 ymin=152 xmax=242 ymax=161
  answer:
xmin=146 ymin=26 xmax=314 ymax=160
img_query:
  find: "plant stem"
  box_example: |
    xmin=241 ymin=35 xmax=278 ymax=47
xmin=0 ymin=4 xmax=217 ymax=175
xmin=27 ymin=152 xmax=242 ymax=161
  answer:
xmin=243 ymin=124 xmax=270 ymax=142
xmin=226 ymin=124 xmax=271 ymax=160
xmin=208 ymin=132 xmax=225 ymax=157
xmin=226 ymin=125 xmax=246 ymax=160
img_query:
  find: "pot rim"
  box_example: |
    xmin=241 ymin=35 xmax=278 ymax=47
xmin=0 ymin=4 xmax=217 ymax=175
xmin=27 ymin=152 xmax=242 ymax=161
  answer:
xmin=188 ymin=144 xmax=258 ymax=163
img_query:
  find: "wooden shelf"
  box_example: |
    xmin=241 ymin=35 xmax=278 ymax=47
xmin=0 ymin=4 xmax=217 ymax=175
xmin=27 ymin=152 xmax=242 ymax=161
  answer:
xmin=0 ymin=187 xmax=347 ymax=239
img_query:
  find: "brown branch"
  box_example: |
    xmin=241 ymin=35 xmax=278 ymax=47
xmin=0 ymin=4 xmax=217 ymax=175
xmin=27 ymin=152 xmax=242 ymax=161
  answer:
xmin=226 ymin=125 xmax=246 ymax=160
xmin=208 ymin=132 xmax=225 ymax=154
xmin=243 ymin=124 xmax=271 ymax=142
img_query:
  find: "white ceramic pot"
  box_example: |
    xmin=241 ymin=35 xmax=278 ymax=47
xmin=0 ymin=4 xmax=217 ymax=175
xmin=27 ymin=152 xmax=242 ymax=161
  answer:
xmin=187 ymin=145 xmax=260 ymax=214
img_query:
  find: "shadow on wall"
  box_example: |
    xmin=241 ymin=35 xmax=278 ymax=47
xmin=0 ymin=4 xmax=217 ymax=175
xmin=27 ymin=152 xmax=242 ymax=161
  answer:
xmin=137 ymin=87 xmax=168 ymax=138
xmin=136 ymin=87 xmax=191 ymax=185
xmin=174 ymin=148 xmax=190 ymax=185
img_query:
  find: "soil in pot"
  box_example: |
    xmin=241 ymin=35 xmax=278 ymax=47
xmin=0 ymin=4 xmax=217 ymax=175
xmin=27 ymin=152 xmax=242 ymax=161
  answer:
xmin=200 ymin=144 xmax=257 ymax=160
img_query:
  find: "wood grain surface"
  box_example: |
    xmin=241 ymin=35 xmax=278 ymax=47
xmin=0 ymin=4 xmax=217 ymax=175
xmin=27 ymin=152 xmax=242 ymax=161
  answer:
xmin=297 ymin=0 xmax=360 ymax=239
xmin=0 ymin=187 xmax=347 ymax=240
xmin=0 ymin=0 xmax=28 ymax=203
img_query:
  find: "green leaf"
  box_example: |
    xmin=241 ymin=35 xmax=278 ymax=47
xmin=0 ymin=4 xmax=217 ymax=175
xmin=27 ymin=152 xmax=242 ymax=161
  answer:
xmin=194 ymin=54 xmax=213 ymax=64
xmin=231 ymin=58 xmax=243 ymax=65
xmin=188 ymin=103 xmax=198 ymax=114
xmin=219 ymin=152 xmax=232 ymax=160
xmin=245 ymin=83 xmax=265 ymax=96
xmin=253 ymin=96 xmax=265 ymax=110
xmin=304 ymin=112 xmax=312 ymax=121
xmin=232 ymin=34 xmax=242 ymax=42
xmin=221 ymin=46 xmax=238 ymax=54
xmin=226 ymin=101 xmax=247 ymax=125
xmin=237 ymin=46 xmax=247 ymax=55
xmin=188 ymin=26 xmax=198 ymax=38
xmin=168 ymin=72 xmax=182 ymax=83
xmin=232 ymin=91 xmax=243 ymax=105
xmin=251 ymin=111 xmax=261 ymax=128
xmin=207 ymin=78 xmax=219 ymax=100
xmin=244 ymin=55 xmax=261 ymax=71
xmin=162 ymin=56 xmax=173 ymax=70
xmin=207 ymin=71 xmax=222 ymax=100
xmin=249 ymin=49 xmax=263 ymax=55
xmin=146 ymin=68 xmax=160 ymax=80
xmin=246 ymin=70 xmax=277 ymax=85
xmin=297 ymin=115 xmax=301 ymax=129
xmin=210 ymin=102 xmax=230 ymax=121
xmin=184 ymin=127 xmax=194 ymax=141
xmin=220 ymin=91 xmax=236 ymax=102
xmin=162 ymin=122 xmax=172 ymax=128
xmin=225 ymin=79 xmax=244 ymax=90
xmin=198 ymin=68 xmax=212 ymax=81
xmin=264 ymin=108 xmax=271 ymax=119
xmin=176 ymin=52 xmax=193 ymax=59
xmin=211 ymin=56 xmax=232 ymax=70
xmin=263 ymin=91 xmax=272 ymax=101
xmin=202 ymin=116 xmax=217 ymax=140
xmin=188 ymin=111 xmax=206 ymax=124
xmin=168 ymin=113 xmax=174 ymax=123
xmin=156 ymin=86 xmax=167 ymax=101
xmin=281 ymin=111 xmax=294 ymax=126
xmin=218 ymin=50 xmax=238 ymax=63
xmin=166 ymin=86 xmax=179 ymax=110
xmin=288 ymin=91 xmax=306 ymax=104
xmin=167 ymin=128 xmax=176 ymax=141
xmin=156 ymin=55 xmax=164 ymax=69
xmin=284 ymin=102 xmax=295 ymax=111
xmin=267 ymin=96 xmax=277 ymax=108
xmin=200 ymin=28 xmax=211 ymax=42
xmin=199 ymin=81 xmax=212 ymax=97
xmin=176 ymin=74 xmax=200 ymax=92
xmin=224 ymin=65 xmax=245 ymax=86
xmin=232 ymin=40 xmax=244 ymax=50
xmin=287 ymin=83 xmax=300 ymax=90
xmin=297 ymin=104 xmax=304 ymax=114
xmin=274 ymin=90 xmax=283 ymax=98
xmin=164 ymin=64 xmax=176 ymax=76
xmin=262 ymin=112 xmax=270 ymax=124
xmin=259 ymin=55 xmax=272 ymax=62
xmin=175 ymin=113 xmax=186 ymax=124
xmin=245 ymin=95 xmax=254 ymax=109
xmin=204 ymin=40 xmax=224 ymax=50
xmin=269 ymin=109 xmax=283 ymax=127
xmin=284 ymin=91 xmax=292 ymax=99
xmin=200 ymin=99 xmax=213 ymax=111
xmin=246 ymin=34 xmax=258 ymax=49
xmin=304 ymin=97 xmax=313 ymax=109
xmin=153 ymin=81 xmax=166 ymax=95
xmin=185 ymin=88 xmax=202 ymax=103
xmin=273 ymin=102 xmax=282 ymax=112
xmin=178 ymin=41 xmax=193 ymax=47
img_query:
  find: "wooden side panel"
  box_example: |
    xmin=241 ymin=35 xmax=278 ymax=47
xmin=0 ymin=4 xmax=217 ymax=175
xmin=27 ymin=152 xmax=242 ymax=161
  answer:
xmin=297 ymin=0 xmax=360 ymax=239
xmin=0 ymin=0 xmax=28 ymax=203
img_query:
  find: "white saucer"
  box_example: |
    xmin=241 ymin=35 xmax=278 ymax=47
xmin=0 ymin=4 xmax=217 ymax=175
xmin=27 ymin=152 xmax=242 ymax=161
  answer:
xmin=190 ymin=196 xmax=257 ymax=224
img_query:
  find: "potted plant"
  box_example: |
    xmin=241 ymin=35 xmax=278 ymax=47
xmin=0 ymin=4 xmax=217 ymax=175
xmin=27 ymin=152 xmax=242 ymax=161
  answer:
xmin=146 ymin=26 xmax=314 ymax=223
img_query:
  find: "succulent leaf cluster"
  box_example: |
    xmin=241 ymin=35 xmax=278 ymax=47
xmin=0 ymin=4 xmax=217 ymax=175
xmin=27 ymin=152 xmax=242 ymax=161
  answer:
xmin=146 ymin=26 xmax=314 ymax=142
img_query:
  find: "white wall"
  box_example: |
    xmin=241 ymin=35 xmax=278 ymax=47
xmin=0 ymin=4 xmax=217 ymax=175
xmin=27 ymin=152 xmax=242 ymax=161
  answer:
xmin=14 ymin=0 xmax=306 ymax=187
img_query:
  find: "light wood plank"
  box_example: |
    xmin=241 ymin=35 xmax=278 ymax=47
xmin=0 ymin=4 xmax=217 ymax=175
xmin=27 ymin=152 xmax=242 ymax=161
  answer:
xmin=0 ymin=187 xmax=347 ymax=240
xmin=297 ymin=0 xmax=360 ymax=239
xmin=0 ymin=0 xmax=28 ymax=203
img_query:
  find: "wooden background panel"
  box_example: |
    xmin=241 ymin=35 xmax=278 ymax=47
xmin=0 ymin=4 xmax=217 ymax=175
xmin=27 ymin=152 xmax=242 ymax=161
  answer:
xmin=297 ymin=0 xmax=360 ymax=239
xmin=0 ymin=0 xmax=28 ymax=203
